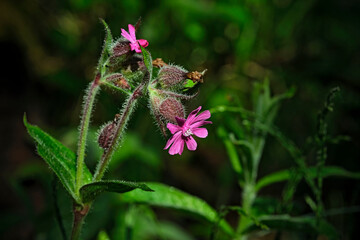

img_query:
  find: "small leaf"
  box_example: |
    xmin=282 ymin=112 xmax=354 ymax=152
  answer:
xmin=242 ymin=214 xmax=339 ymax=240
xmin=120 ymin=182 xmax=234 ymax=236
xmin=256 ymin=166 xmax=360 ymax=191
xmin=140 ymin=45 xmax=153 ymax=79
xmin=183 ymin=79 xmax=198 ymax=91
xmin=24 ymin=114 xmax=92 ymax=202
xmin=80 ymin=180 xmax=153 ymax=203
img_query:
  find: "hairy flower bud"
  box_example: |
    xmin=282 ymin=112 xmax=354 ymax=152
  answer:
xmin=159 ymin=98 xmax=185 ymax=123
xmin=108 ymin=41 xmax=132 ymax=71
xmin=98 ymin=114 xmax=120 ymax=149
xmin=112 ymin=41 xmax=131 ymax=57
xmin=105 ymin=73 xmax=131 ymax=90
xmin=158 ymin=65 xmax=188 ymax=89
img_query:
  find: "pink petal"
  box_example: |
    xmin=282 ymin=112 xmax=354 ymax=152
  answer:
xmin=167 ymin=123 xmax=182 ymax=134
xmin=190 ymin=120 xmax=212 ymax=129
xmin=130 ymin=43 xmax=137 ymax=51
xmin=186 ymin=106 xmax=202 ymax=124
xmin=185 ymin=136 xmax=197 ymax=151
xmin=175 ymin=117 xmax=186 ymax=127
xmin=169 ymin=137 xmax=185 ymax=155
xmin=138 ymin=39 xmax=149 ymax=47
xmin=193 ymin=110 xmax=211 ymax=123
xmin=121 ymin=29 xmax=134 ymax=42
xmin=192 ymin=128 xmax=208 ymax=138
xmin=128 ymin=24 xmax=136 ymax=40
xmin=164 ymin=131 xmax=181 ymax=149
xmin=134 ymin=46 xmax=142 ymax=53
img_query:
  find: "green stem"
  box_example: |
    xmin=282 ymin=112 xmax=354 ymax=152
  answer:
xmin=76 ymin=74 xmax=101 ymax=194
xmin=236 ymin=182 xmax=256 ymax=240
xmin=71 ymin=203 xmax=90 ymax=240
xmin=93 ymin=82 xmax=145 ymax=181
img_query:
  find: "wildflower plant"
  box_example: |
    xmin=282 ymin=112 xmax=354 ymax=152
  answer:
xmin=24 ymin=19 xmax=214 ymax=239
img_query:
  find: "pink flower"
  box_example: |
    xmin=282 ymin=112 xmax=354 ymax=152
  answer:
xmin=121 ymin=24 xmax=149 ymax=53
xmin=164 ymin=106 xmax=212 ymax=155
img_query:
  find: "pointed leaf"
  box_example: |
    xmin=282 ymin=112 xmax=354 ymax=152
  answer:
xmin=256 ymin=166 xmax=360 ymax=191
xmin=80 ymin=180 xmax=153 ymax=203
xmin=140 ymin=45 xmax=152 ymax=79
xmin=24 ymin=114 xmax=92 ymax=202
xmin=98 ymin=19 xmax=113 ymax=73
xmin=120 ymin=182 xmax=234 ymax=236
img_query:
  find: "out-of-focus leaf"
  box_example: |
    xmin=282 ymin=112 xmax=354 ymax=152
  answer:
xmin=242 ymin=214 xmax=339 ymax=240
xmin=97 ymin=230 xmax=110 ymax=240
xmin=256 ymin=166 xmax=360 ymax=191
xmin=265 ymin=86 xmax=295 ymax=122
xmin=123 ymin=205 xmax=195 ymax=240
xmin=120 ymin=182 xmax=234 ymax=236
xmin=140 ymin=46 xmax=153 ymax=79
xmin=80 ymin=180 xmax=153 ymax=203
xmin=23 ymin=114 xmax=92 ymax=202
xmin=217 ymin=126 xmax=242 ymax=176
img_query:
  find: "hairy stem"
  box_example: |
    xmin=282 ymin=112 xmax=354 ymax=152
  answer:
xmin=76 ymin=74 xmax=101 ymax=195
xmin=71 ymin=203 xmax=90 ymax=240
xmin=93 ymin=82 xmax=145 ymax=181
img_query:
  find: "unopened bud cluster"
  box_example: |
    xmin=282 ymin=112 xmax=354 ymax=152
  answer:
xmin=148 ymin=61 xmax=205 ymax=136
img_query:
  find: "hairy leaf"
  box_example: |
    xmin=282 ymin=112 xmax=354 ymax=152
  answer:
xmin=120 ymin=182 xmax=234 ymax=236
xmin=80 ymin=180 xmax=153 ymax=203
xmin=24 ymin=114 xmax=92 ymax=202
xmin=140 ymin=45 xmax=153 ymax=79
xmin=98 ymin=19 xmax=113 ymax=73
xmin=256 ymin=166 xmax=360 ymax=191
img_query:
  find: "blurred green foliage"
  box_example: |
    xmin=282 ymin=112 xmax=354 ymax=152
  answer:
xmin=1 ymin=0 xmax=360 ymax=239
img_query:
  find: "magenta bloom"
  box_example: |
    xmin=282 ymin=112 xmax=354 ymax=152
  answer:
xmin=121 ymin=24 xmax=149 ymax=53
xmin=164 ymin=106 xmax=212 ymax=155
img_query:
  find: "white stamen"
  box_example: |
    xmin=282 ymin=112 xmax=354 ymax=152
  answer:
xmin=183 ymin=128 xmax=193 ymax=137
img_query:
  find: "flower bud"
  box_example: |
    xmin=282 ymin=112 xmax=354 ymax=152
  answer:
xmin=98 ymin=114 xmax=120 ymax=149
xmin=105 ymin=73 xmax=130 ymax=90
xmin=159 ymin=98 xmax=185 ymax=123
xmin=112 ymin=41 xmax=131 ymax=57
xmin=158 ymin=65 xmax=188 ymax=89
xmin=108 ymin=41 xmax=132 ymax=70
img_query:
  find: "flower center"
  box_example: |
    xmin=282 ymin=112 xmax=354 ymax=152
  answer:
xmin=183 ymin=128 xmax=193 ymax=137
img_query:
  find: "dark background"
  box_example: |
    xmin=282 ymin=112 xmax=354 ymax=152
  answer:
xmin=1 ymin=0 xmax=359 ymax=239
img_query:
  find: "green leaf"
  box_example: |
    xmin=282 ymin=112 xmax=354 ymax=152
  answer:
xmin=140 ymin=45 xmax=153 ymax=79
xmin=242 ymin=214 xmax=339 ymax=240
xmin=217 ymin=126 xmax=242 ymax=176
xmin=98 ymin=19 xmax=113 ymax=74
xmin=120 ymin=182 xmax=234 ymax=236
xmin=23 ymin=114 xmax=92 ymax=202
xmin=256 ymin=166 xmax=360 ymax=191
xmin=97 ymin=230 xmax=110 ymax=240
xmin=183 ymin=79 xmax=198 ymax=91
xmin=80 ymin=180 xmax=153 ymax=203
